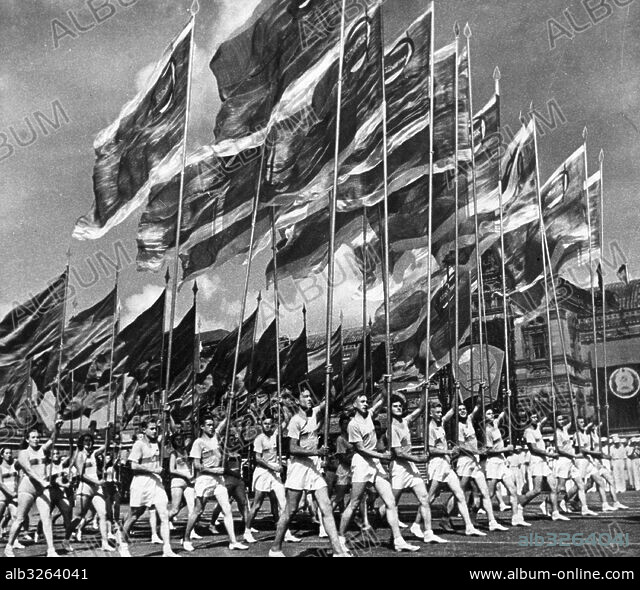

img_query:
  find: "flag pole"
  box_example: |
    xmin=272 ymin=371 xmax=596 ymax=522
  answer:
xmin=583 ymin=128 xmax=602 ymax=430
xmin=323 ymin=0 xmax=348 ymax=449
xmin=105 ymin=269 xmax=120 ymax=458
xmin=452 ymin=22 xmax=461 ymax=443
xmin=156 ymin=268 xmax=170 ymax=418
xmin=379 ymin=4 xmax=395 ymax=449
xmin=270 ymin=208 xmax=284 ymax=462
xmin=494 ymin=67 xmax=514 ymax=442
xmin=162 ymin=4 xmax=197 ymax=464
xmin=530 ymin=107 xmax=558 ymax=444
xmin=464 ymin=23 xmax=487 ymax=419
xmin=362 ymin=207 xmax=368 ymax=397
xmin=599 ymin=149 xmax=611 ymax=449
xmin=191 ymin=280 xmax=199 ymax=436
xmin=50 ymin=248 xmax=71 ymax=477
xmin=424 ymin=1 xmax=435 ymax=455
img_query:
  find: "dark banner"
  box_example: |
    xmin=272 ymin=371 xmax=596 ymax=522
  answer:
xmin=593 ymin=364 xmax=640 ymax=432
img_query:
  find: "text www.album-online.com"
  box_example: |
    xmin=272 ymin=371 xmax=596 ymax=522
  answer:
xmin=469 ymin=569 xmax=634 ymax=581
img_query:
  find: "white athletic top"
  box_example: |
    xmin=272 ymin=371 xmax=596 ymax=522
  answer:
xmin=485 ymin=422 xmax=505 ymax=460
xmin=429 ymin=420 xmax=450 ymax=464
xmin=458 ymin=419 xmax=479 ymax=459
xmin=190 ymin=435 xmax=221 ymax=470
xmin=557 ymin=429 xmax=573 ymax=454
xmin=348 ymin=412 xmax=377 ymax=452
xmin=287 ymin=407 xmax=322 ymax=468
xmin=253 ymin=433 xmax=278 ymax=464
xmin=129 ymin=439 xmax=162 ymax=484
xmin=0 ymin=462 xmax=18 ymax=495
xmin=524 ymin=426 xmax=545 ymax=466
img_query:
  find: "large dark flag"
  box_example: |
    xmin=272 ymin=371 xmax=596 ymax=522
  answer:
xmin=281 ymin=314 xmax=308 ymax=390
xmin=306 ymin=325 xmax=343 ymax=395
xmin=0 ymin=272 xmax=66 ymax=368
xmin=73 ymin=20 xmax=193 ymax=240
xmin=0 ymin=363 xmax=32 ymax=420
xmin=339 ymin=335 xmax=386 ymax=410
xmin=246 ymin=320 xmax=277 ymax=392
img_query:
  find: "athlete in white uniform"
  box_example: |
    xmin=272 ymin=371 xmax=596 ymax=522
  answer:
xmin=389 ymin=393 xmax=446 ymax=544
xmin=449 ymin=403 xmax=509 ymax=532
xmin=0 ymin=447 xmax=19 ymax=545
xmin=182 ymin=414 xmax=248 ymax=552
xmin=520 ymin=413 xmax=568 ymax=521
xmin=269 ymin=388 xmax=348 ymax=557
xmin=118 ymin=418 xmax=178 ymax=557
xmin=72 ymin=433 xmax=114 ymax=551
xmin=338 ymin=393 xmax=419 ymax=553
xmin=553 ymin=416 xmax=597 ymax=516
xmin=484 ymin=409 xmax=530 ymax=527
xmin=4 ymin=421 xmax=63 ymax=557
xmin=167 ymin=432 xmax=198 ymax=539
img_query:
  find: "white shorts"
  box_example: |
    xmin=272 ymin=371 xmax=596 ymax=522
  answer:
xmin=252 ymin=468 xmax=284 ymax=494
xmin=554 ymin=457 xmax=580 ymax=480
xmin=530 ymin=460 xmax=551 ymax=478
xmin=351 ymin=454 xmax=387 ymax=485
xmin=456 ymin=455 xmax=481 ymax=478
xmin=391 ymin=462 xmax=422 ymax=490
xmin=427 ymin=457 xmax=452 ymax=483
xmin=285 ymin=458 xmax=326 ymax=492
xmin=129 ymin=475 xmax=168 ymax=509
xmin=194 ymin=474 xmax=225 ymax=499
xmin=575 ymin=459 xmax=596 ymax=480
xmin=486 ymin=457 xmax=509 ymax=481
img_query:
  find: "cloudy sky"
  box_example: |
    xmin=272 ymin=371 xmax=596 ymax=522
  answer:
xmin=1 ymin=0 xmax=638 ymax=340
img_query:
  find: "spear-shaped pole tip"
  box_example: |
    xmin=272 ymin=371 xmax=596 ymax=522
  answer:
xmin=529 ymin=100 xmax=535 ymax=113
xmin=164 ymin=268 xmax=171 ymax=284
xmin=192 ymin=280 xmax=199 ymax=295
xmin=257 ymin=290 xmax=262 ymax=302
xmin=464 ymin=22 xmax=472 ymax=38
xmin=454 ymin=21 xmax=460 ymax=37
xmin=582 ymin=126 xmax=588 ymax=141
xmin=190 ymin=0 xmax=199 ymax=17
xmin=493 ymin=66 xmax=501 ymax=80
xmin=599 ymin=148 xmax=604 ymax=163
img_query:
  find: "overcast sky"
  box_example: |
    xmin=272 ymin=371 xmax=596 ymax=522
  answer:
xmin=1 ymin=0 xmax=638 ymax=340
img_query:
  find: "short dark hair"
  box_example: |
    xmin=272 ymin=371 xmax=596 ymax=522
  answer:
xmin=200 ymin=414 xmax=214 ymax=427
xmin=139 ymin=418 xmax=157 ymax=431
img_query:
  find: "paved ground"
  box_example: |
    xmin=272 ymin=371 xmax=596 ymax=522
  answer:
xmin=2 ymin=491 xmax=639 ymax=558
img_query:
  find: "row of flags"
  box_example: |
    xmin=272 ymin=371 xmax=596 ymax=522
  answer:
xmin=2 ymin=1 xmax=632 ymax=426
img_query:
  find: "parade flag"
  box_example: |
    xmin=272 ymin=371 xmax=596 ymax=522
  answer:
xmin=339 ymin=337 xmax=386 ymax=410
xmin=617 ymin=264 xmax=630 ymax=285
xmin=0 ymin=272 xmax=66 ymax=367
xmin=73 ymin=20 xmax=193 ymax=240
xmin=0 ymin=363 xmax=32 ymax=419
xmin=306 ymin=325 xmax=343 ymax=394
xmin=281 ymin=313 xmax=309 ymax=389
xmin=246 ymin=320 xmax=278 ymax=392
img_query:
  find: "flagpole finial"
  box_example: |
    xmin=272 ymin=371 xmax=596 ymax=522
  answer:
xmin=257 ymin=291 xmax=262 ymax=303
xmin=192 ymin=280 xmax=199 ymax=295
xmin=493 ymin=66 xmax=501 ymax=81
xmin=302 ymin=304 xmax=307 ymax=316
xmin=464 ymin=22 xmax=471 ymax=38
xmin=164 ymin=268 xmax=171 ymax=285
xmin=582 ymin=126 xmax=588 ymax=141
xmin=454 ymin=22 xmax=460 ymax=37
xmin=599 ymin=148 xmax=604 ymax=163
xmin=189 ymin=0 xmax=199 ymax=17
xmin=529 ymin=100 xmax=535 ymax=113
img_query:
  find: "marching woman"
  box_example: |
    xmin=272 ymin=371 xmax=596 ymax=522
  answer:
xmin=4 ymin=420 xmax=63 ymax=557
xmin=73 ymin=432 xmax=115 ymax=552
xmin=167 ymin=432 xmax=199 ymax=539
xmin=0 ymin=447 xmax=19 ymax=546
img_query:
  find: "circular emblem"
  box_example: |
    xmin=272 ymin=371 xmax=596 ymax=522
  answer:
xmin=609 ymin=367 xmax=640 ymax=400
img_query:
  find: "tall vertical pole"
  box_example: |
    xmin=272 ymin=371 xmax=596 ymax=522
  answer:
xmin=270 ymin=208 xmax=284 ymax=462
xmin=494 ymin=67 xmax=513 ymax=442
xmin=583 ymin=128 xmax=601 ymax=428
xmin=323 ymin=0 xmax=348 ymax=448
xmin=424 ymin=2 xmax=435 ymax=452
xmin=191 ymin=281 xmax=199 ymax=435
xmin=105 ymin=270 xmax=119 ymax=456
xmin=530 ymin=108 xmax=557 ymax=444
xmin=464 ymin=23 xmax=486 ymax=418
xmin=157 ymin=269 xmax=170 ymax=416
xmin=452 ymin=22 xmax=461 ymax=443
xmin=162 ymin=9 xmax=197 ymax=464
xmin=362 ymin=207 xmax=369 ymax=397
xmin=599 ymin=150 xmax=611 ymax=448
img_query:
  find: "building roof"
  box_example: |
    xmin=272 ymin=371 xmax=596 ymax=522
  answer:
xmin=606 ymin=279 xmax=640 ymax=311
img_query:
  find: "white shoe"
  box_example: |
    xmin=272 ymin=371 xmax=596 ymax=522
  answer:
xmin=168 ymin=522 xmax=176 ymax=531
xmin=560 ymin=500 xmax=568 ymax=513
xmin=409 ymin=523 xmax=424 ymax=540
xmin=394 ymin=538 xmax=420 ymax=552
xmin=150 ymin=535 xmax=163 ymax=545
xmin=12 ymin=540 xmax=25 ymax=549
xmin=101 ymin=543 xmax=115 ymax=552
xmin=229 ymin=542 xmax=249 ymax=551
xmin=163 ymin=547 xmax=180 ymax=557
xmin=250 ymin=527 xmax=259 ymax=533
xmin=21 ymin=534 xmax=33 ymax=543
xmin=423 ymin=530 xmax=448 ymax=544
xmin=46 ymin=550 xmax=59 ymax=557
xmin=269 ymin=549 xmax=285 ymax=557
xmin=499 ymin=504 xmax=511 ymax=512
xmin=4 ymin=545 xmax=15 ymax=557
xmin=243 ymin=531 xmax=258 ymax=544
xmin=62 ymin=540 xmax=75 ymax=553
xmin=477 ymin=508 xmax=487 ymax=515
xmin=181 ymin=540 xmax=195 ymax=552
xmin=284 ymin=531 xmax=302 ymax=543
xmin=465 ymin=527 xmax=487 ymax=537
xmin=118 ymin=543 xmax=131 ymax=558
xmin=74 ymin=530 xmax=82 ymax=542
xmin=551 ymin=512 xmax=570 ymax=521
xmin=614 ymin=502 xmax=630 ymax=510
xmin=581 ymin=508 xmax=598 ymax=516
xmin=539 ymin=502 xmax=548 ymax=516
xmin=189 ymin=531 xmax=202 ymax=540
xmin=489 ymin=521 xmax=509 ymax=532
xmin=602 ymin=503 xmax=617 ymax=512
xmin=512 ymin=516 xmax=532 ymax=527
xmin=398 ymin=520 xmax=409 ymax=529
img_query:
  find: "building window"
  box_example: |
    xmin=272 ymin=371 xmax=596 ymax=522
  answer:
xmin=530 ymin=332 xmax=547 ymax=360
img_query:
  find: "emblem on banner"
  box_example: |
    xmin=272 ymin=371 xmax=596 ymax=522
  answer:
xmin=609 ymin=367 xmax=640 ymax=400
